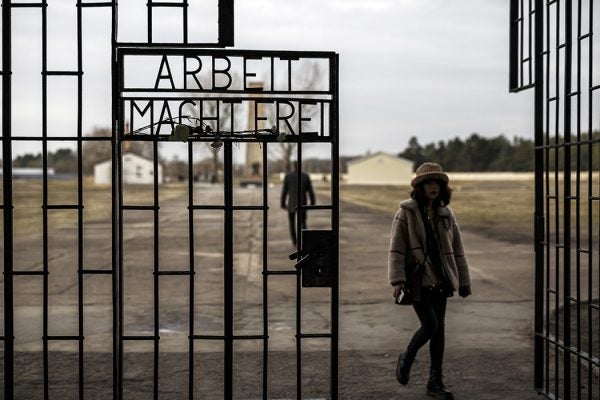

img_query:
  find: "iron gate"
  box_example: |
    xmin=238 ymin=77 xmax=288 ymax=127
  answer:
xmin=511 ymin=0 xmax=600 ymax=398
xmin=1 ymin=1 xmax=340 ymax=399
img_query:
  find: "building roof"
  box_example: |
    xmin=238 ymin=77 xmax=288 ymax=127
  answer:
xmin=347 ymin=152 xmax=413 ymax=167
xmin=95 ymin=152 xmax=162 ymax=167
xmin=0 ymin=168 xmax=55 ymax=176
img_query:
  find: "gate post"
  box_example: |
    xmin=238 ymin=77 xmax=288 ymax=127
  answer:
xmin=533 ymin=0 xmax=544 ymax=391
xmin=112 ymin=4 xmax=121 ymax=397
xmin=562 ymin=2 xmax=573 ymax=397
xmin=2 ymin=0 xmax=14 ymax=398
xmin=224 ymin=141 xmax=234 ymax=399
xmin=330 ymin=53 xmax=340 ymax=400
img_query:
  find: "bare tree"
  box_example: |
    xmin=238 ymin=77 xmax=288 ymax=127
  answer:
xmin=182 ymin=99 xmax=234 ymax=183
xmin=82 ymin=127 xmax=111 ymax=175
xmin=82 ymin=126 xmax=156 ymax=175
xmin=267 ymin=62 xmax=324 ymax=172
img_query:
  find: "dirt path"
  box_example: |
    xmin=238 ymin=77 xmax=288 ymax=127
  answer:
xmin=2 ymin=185 xmax=539 ymax=399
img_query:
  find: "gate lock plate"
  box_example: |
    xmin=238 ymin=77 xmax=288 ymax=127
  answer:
xmin=291 ymin=229 xmax=336 ymax=288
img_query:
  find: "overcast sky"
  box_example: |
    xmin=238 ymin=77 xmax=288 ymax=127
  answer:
xmin=236 ymin=0 xmax=534 ymax=156
xmin=6 ymin=0 xmax=534 ymax=158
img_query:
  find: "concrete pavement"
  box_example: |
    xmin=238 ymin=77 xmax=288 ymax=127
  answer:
xmin=1 ymin=184 xmax=539 ymax=399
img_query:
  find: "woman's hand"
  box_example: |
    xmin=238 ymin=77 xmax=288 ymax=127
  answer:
xmin=393 ymin=283 xmax=405 ymax=300
xmin=459 ymin=285 xmax=472 ymax=298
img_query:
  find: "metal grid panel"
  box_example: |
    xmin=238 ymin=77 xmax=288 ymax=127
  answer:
xmin=117 ymin=0 xmax=233 ymax=47
xmin=2 ymin=2 xmax=339 ymax=399
xmin=2 ymin=1 xmax=118 ymax=398
xmin=510 ymin=0 xmax=536 ymax=92
xmin=117 ymin=47 xmax=339 ymax=399
xmin=512 ymin=0 xmax=600 ymax=398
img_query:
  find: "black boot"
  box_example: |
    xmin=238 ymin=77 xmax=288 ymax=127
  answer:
xmin=426 ymin=369 xmax=454 ymax=399
xmin=395 ymin=352 xmax=414 ymax=385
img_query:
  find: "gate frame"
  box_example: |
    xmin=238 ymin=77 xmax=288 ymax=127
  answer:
xmin=511 ymin=0 xmax=600 ymax=398
xmin=1 ymin=0 xmax=339 ymax=398
xmin=533 ymin=0 xmax=545 ymax=391
xmin=2 ymin=0 xmax=15 ymax=397
xmin=114 ymin=47 xmax=340 ymax=399
xmin=509 ymin=0 xmax=551 ymax=392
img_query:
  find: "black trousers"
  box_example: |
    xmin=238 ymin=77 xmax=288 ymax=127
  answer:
xmin=405 ymin=289 xmax=448 ymax=371
xmin=288 ymin=211 xmax=307 ymax=245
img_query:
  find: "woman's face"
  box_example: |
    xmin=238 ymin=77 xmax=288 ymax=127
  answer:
xmin=423 ymin=180 xmax=440 ymax=202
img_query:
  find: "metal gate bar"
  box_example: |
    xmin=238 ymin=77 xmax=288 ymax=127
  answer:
xmin=296 ymin=142 xmax=303 ymax=400
xmin=262 ymin=143 xmax=269 ymax=398
xmin=330 ymin=54 xmax=340 ymax=398
xmin=2 ymin=0 xmax=14 ymax=397
xmin=187 ymin=139 xmax=195 ymax=398
xmin=224 ymin=141 xmax=234 ymax=397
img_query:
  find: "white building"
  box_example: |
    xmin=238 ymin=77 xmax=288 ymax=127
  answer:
xmin=94 ymin=152 xmax=163 ymax=185
xmin=0 ymin=168 xmax=55 ymax=179
xmin=346 ymin=152 xmax=413 ymax=185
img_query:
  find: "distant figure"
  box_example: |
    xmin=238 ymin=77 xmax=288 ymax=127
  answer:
xmin=389 ymin=162 xmax=472 ymax=400
xmin=280 ymin=162 xmax=316 ymax=246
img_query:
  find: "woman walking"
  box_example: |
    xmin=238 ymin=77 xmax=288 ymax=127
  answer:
xmin=388 ymin=162 xmax=472 ymax=400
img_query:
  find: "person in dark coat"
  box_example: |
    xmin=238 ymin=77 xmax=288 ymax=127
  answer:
xmin=280 ymin=161 xmax=316 ymax=245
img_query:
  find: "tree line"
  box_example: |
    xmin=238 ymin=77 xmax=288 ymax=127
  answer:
xmin=12 ymin=149 xmax=77 ymax=174
xmin=399 ymin=132 xmax=600 ymax=172
xmin=10 ymin=131 xmax=600 ymax=174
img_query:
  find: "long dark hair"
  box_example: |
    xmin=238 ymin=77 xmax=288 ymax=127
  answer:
xmin=410 ymin=179 xmax=453 ymax=208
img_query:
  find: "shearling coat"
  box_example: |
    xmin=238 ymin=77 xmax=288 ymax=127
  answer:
xmin=388 ymin=199 xmax=471 ymax=299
